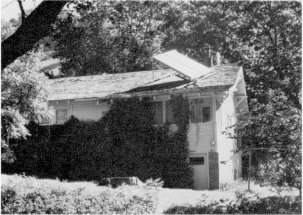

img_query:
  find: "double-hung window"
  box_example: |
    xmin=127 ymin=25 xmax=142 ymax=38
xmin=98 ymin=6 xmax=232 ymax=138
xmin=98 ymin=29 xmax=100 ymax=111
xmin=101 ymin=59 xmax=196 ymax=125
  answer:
xmin=151 ymin=100 xmax=175 ymax=124
xmin=152 ymin=102 xmax=163 ymax=124
xmin=165 ymin=100 xmax=175 ymax=123
xmin=190 ymin=97 xmax=212 ymax=123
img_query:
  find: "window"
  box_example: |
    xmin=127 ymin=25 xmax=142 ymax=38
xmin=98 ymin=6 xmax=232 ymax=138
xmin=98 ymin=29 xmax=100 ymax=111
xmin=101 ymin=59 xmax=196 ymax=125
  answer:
xmin=165 ymin=100 xmax=175 ymax=123
xmin=151 ymin=99 xmax=176 ymax=124
xmin=40 ymin=116 xmax=50 ymax=125
xmin=189 ymin=157 xmax=204 ymax=165
xmin=190 ymin=98 xmax=203 ymax=123
xmin=56 ymin=109 xmax=68 ymax=124
xmin=152 ymin=102 xmax=163 ymax=124
xmin=190 ymin=97 xmax=212 ymax=123
xmin=202 ymin=107 xmax=211 ymax=122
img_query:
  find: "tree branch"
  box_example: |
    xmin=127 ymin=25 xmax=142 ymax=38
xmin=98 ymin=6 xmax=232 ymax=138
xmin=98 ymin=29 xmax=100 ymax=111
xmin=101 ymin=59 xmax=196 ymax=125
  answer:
xmin=1 ymin=0 xmax=68 ymax=69
xmin=17 ymin=0 xmax=26 ymax=23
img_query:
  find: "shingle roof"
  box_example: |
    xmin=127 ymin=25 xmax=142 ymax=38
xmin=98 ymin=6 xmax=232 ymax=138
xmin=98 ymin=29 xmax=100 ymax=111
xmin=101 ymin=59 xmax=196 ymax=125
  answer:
xmin=47 ymin=64 xmax=240 ymax=101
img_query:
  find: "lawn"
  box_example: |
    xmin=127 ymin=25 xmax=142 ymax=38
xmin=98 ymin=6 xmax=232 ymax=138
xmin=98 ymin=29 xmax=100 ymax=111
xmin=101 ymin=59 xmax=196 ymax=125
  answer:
xmin=1 ymin=174 xmax=300 ymax=214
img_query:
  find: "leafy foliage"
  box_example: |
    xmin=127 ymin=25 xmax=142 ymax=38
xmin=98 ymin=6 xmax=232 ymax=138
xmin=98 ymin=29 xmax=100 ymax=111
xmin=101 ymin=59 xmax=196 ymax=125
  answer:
xmin=1 ymin=174 xmax=158 ymax=214
xmin=3 ymin=0 xmax=300 ymax=193
xmin=53 ymin=0 xmax=170 ymax=76
xmin=1 ymin=50 xmax=49 ymax=162
xmin=164 ymin=194 xmax=301 ymax=214
xmin=158 ymin=1 xmax=302 ymax=192
xmin=3 ymin=97 xmax=193 ymax=188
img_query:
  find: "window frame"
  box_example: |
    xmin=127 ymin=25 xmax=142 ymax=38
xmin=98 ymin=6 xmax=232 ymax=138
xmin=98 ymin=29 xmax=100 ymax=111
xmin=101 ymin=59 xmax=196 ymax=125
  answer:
xmin=151 ymin=96 xmax=175 ymax=125
xmin=189 ymin=96 xmax=213 ymax=124
xmin=151 ymin=101 xmax=164 ymax=125
xmin=164 ymin=100 xmax=175 ymax=124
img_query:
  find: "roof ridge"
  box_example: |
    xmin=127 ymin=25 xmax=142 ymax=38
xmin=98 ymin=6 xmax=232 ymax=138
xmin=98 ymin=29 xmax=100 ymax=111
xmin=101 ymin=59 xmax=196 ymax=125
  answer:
xmin=48 ymin=69 xmax=175 ymax=81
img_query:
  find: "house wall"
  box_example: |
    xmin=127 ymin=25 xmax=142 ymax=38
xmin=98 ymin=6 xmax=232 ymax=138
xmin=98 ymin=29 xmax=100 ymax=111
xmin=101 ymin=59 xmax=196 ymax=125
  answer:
xmin=188 ymin=122 xmax=215 ymax=153
xmin=215 ymin=77 xmax=246 ymax=183
xmin=216 ymin=94 xmax=236 ymax=183
xmin=48 ymin=100 xmax=110 ymax=124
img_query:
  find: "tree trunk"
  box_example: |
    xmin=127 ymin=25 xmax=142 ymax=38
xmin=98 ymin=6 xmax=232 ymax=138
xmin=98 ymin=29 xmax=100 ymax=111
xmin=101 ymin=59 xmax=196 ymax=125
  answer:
xmin=1 ymin=1 xmax=68 ymax=69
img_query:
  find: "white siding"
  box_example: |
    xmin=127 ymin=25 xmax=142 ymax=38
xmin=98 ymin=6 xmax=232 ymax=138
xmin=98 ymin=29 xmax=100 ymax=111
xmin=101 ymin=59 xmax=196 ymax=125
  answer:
xmin=72 ymin=100 xmax=107 ymax=121
xmin=188 ymin=122 xmax=215 ymax=153
xmin=216 ymin=88 xmax=243 ymax=183
xmin=48 ymin=100 xmax=110 ymax=124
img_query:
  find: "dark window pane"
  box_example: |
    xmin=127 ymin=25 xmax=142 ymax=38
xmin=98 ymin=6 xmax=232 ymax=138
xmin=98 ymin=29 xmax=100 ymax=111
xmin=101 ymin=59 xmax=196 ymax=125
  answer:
xmin=190 ymin=98 xmax=203 ymax=123
xmin=165 ymin=100 xmax=174 ymax=123
xmin=202 ymin=107 xmax=211 ymax=122
xmin=152 ymin=102 xmax=163 ymax=124
xmin=189 ymin=157 xmax=204 ymax=165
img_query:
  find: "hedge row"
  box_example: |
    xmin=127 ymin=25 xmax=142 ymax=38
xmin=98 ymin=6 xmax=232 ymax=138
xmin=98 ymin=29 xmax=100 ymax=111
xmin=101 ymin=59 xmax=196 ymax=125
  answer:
xmin=1 ymin=174 xmax=158 ymax=214
xmin=2 ymin=97 xmax=193 ymax=188
xmin=165 ymin=195 xmax=302 ymax=214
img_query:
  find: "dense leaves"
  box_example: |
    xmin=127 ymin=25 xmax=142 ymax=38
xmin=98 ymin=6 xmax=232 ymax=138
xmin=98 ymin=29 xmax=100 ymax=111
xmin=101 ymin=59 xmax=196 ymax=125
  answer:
xmin=53 ymin=1 xmax=169 ymax=76
xmin=1 ymin=50 xmax=49 ymax=163
xmin=164 ymin=195 xmax=301 ymax=214
xmin=155 ymin=1 xmax=302 ymax=192
xmin=1 ymin=174 xmax=158 ymax=214
xmin=2 ymin=1 xmax=301 ymax=193
xmin=3 ymin=97 xmax=193 ymax=188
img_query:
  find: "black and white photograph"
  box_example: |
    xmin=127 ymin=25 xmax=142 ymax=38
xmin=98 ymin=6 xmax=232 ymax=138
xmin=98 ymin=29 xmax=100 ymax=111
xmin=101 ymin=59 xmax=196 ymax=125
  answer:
xmin=1 ymin=0 xmax=301 ymax=214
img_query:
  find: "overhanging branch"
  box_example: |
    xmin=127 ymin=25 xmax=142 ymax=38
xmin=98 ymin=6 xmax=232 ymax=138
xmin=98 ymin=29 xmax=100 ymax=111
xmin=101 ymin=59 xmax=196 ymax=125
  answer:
xmin=1 ymin=0 xmax=69 ymax=69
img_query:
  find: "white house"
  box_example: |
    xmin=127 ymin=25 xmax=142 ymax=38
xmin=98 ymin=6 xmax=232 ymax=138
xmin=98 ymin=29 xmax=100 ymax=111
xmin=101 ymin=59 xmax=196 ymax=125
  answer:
xmin=43 ymin=50 xmax=249 ymax=190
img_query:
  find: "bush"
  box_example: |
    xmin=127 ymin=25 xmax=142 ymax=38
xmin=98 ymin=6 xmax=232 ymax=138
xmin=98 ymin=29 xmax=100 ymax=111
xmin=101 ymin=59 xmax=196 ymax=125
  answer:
xmin=2 ymin=96 xmax=193 ymax=189
xmin=1 ymin=174 xmax=158 ymax=214
xmin=164 ymin=194 xmax=302 ymax=214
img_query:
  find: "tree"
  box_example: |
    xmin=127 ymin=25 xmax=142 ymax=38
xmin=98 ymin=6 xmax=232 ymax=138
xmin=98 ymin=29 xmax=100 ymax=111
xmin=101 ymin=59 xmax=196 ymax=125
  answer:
xmin=160 ymin=1 xmax=301 ymax=192
xmin=1 ymin=0 xmax=68 ymax=69
xmin=53 ymin=0 xmax=169 ymax=76
xmin=230 ymin=1 xmax=301 ymax=193
xmin=1 ymin=22 xmax=49 ymax=162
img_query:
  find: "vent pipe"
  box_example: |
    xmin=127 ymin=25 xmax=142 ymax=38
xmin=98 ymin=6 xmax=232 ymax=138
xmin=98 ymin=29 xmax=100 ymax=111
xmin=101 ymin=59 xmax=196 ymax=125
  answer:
xmin=203 ymin=45 xmax=213 ymax=67
xmin=215 ymin=52 xmax=221 ymax=65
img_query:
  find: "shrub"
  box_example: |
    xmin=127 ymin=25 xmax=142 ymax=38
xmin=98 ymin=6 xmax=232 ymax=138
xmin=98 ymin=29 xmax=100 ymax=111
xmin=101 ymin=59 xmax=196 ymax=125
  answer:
xmin=164 ymin=194 xmax=302 ymax=214
xmin=2 ymin=96 xmax=193 ymax=189
xmin=1 ymin=174 xmax=158 ymax=214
